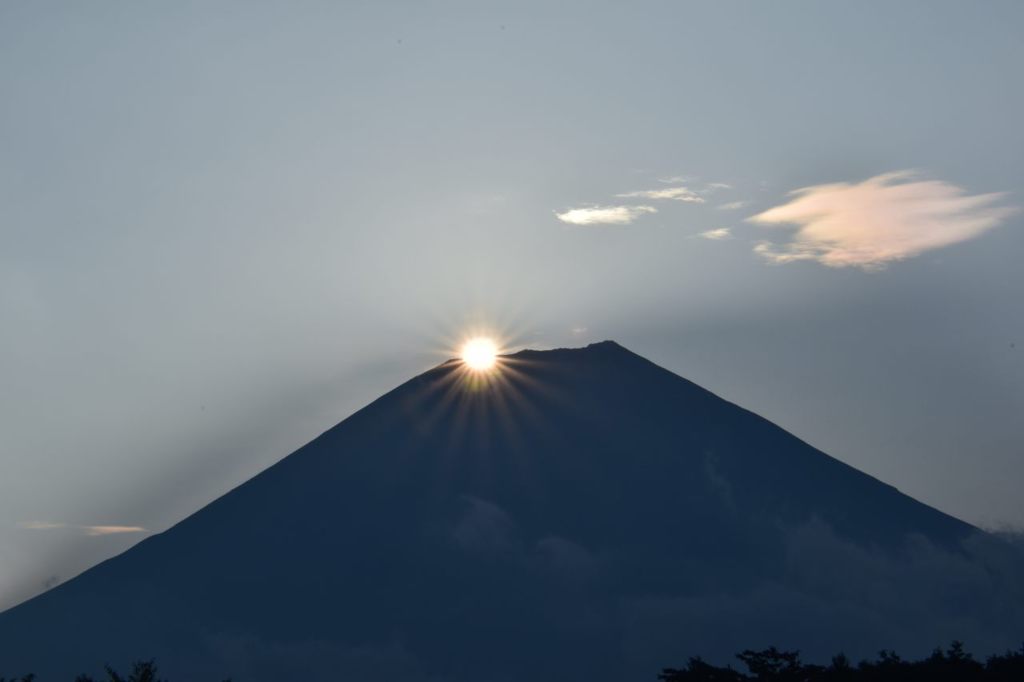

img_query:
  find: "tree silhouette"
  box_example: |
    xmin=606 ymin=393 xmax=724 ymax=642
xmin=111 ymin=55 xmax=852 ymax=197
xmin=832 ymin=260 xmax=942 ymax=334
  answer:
xmin=660 ymin=641 xmax=1024 ymax=681
xmin=73 ymin=660 xmax=163 ymax=682
xmin=4 ymin=644 xmax=1024 ymax=681
xmin=736 ymin=647 xmax=803 ymax=680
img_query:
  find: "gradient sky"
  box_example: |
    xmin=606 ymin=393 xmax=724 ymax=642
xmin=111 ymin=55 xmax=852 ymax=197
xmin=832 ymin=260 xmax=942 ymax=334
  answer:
xmin=1 ymin=0 xmax=1022 ymax=610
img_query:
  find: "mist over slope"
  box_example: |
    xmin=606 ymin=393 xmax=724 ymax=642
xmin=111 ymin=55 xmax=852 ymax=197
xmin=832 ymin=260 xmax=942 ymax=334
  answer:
xmin=1 ymin=341 xmax=1021 ymax=681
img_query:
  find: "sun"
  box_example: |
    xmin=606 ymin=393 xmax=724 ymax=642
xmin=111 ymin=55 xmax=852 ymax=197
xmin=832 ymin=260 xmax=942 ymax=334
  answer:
xmin=461 ymin=337 xmax=499 ymax=371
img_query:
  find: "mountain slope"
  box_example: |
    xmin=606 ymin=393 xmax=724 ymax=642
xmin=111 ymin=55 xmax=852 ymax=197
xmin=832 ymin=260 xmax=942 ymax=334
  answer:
xmin=0 ymin=341 xmax=1019 ymax=681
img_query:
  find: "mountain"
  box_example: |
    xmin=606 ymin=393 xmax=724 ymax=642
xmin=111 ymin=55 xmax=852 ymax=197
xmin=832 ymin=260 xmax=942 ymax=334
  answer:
xmin=1 ymin=341 xmax=1021 ymax=681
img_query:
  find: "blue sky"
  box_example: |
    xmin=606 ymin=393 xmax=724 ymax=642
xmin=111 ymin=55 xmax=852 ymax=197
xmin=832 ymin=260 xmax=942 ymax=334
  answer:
xmin=1 ymin=0 xmax=1022 ymax=609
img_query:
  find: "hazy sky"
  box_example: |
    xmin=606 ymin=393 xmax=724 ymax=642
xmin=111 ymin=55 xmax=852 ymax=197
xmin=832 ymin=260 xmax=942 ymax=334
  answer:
xmin=2 ymin=0 xmax=1022 ymax=609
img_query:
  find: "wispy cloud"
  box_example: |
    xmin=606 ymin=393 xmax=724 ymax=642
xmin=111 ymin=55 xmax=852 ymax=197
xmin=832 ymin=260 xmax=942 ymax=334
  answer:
xmin=18 ymin=521 xmax=66 ymax=530
xmin=718 ymin=200 xmax=749 ymax=210
xmin=698 ymin=227 xmax=732 ymax=240
xmin=616 ymin=187 xmax=705 ymax=203
xmin=618 ymin=179 xmax=732 ymax=203
xmin=557 ymin=174 xmax=732 ymax=226
xmin=84 ymin=525 xmax=147 ymax=536
xmin=555 ymin=205 xmax=656 ymax=225
xmin=749 ymin=171 xmax=1016 ymax=269
xmin=19 ymin=521 xmax=147 ymax=536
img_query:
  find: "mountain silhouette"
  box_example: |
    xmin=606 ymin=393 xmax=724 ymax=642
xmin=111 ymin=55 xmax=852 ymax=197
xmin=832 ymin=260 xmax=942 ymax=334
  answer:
xmin=1 ymin=341 xmax=1021 ymax=681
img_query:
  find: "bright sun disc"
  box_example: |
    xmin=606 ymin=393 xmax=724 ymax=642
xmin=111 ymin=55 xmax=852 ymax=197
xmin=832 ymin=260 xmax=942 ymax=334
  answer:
xmin=461 ymin=337 xmax=498 ymax=371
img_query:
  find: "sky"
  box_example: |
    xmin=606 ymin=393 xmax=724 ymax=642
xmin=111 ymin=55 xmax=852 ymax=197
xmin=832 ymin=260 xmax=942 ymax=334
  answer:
xmin=1 ymin=0 xmax=1022 ymax=610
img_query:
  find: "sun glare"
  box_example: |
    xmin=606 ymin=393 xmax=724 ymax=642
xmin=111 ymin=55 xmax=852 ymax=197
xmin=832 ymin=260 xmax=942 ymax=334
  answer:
xmin=461 ymin=337 xmax=499 ymax=371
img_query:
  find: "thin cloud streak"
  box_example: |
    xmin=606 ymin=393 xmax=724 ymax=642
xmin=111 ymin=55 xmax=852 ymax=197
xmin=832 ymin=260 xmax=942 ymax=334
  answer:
xmin=18 ymin=521 xmax=66 ymax=530
xmin=749 ymin=171 xmax=1016 ymax=269
xmin=616 ymin=187 xmax=705 ymax=203
xmin=718 ymin=200 xmax=749 ymax=210
xmin=83 ymin=525 xmax=147 ymax=536
xmin=555 ymin=205 xmax=656 ymax=225
xmin=18 ymin=521 xmax=147 ymax=536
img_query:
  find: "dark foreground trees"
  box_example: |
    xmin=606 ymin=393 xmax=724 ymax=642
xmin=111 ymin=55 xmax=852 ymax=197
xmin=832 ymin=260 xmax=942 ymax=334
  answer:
xmin=3 ymin=642 xmax=1024 ymax=681
xmin=659 ymin=641 xmax=1024 ymax=681
xmin=74 ymin=660 xmax=167 ymax=682
xmin=1 ymin=660 xmax=228 ymax=682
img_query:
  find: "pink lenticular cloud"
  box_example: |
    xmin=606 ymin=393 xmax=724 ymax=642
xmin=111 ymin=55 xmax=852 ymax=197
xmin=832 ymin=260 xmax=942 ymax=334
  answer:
xmin=749 ymin=171 xmax=1016 ymax=269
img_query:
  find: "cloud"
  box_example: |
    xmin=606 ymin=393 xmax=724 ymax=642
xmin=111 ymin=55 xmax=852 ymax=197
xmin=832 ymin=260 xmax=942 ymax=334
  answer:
xmin=451 ymin=496 xmax=521 ymax=554
xmin=531 ymin=535 xmax=604 ymax=583
xmin=18 ymin=521 xmax=146 ymax=536
xmin=555 ymin=205 xmax=656 ymax=225
xmin=718 ymin=200 xmax=749 ymax=210
xmin=698 ymin=227 xmax=732 ymax=240
xmin=619 ymin=520 xmax=1024 ymax=667
xmin=616 ymin=187 xmax=705 ymax=203
xmin=749 ymin=171 xmax=1016 ymax=269
xmin=557 ymin=176 xmax=731 ymax=226
xmin=83 ymin=525 xmax=147 ymax=536
xmin=18 ymin=521 xmax=67 ymax=530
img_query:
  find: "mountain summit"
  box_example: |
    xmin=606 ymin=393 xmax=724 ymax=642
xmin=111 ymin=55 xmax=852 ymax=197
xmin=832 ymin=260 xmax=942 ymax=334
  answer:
xmin=0 ymin=342 xmax=1020 ymax=680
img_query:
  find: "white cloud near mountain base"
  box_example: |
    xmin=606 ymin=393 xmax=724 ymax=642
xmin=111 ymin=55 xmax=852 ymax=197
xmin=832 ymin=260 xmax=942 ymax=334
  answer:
xmin=19 ymin=521 xmax=147 ymax=536
xmin=83 ymin=525 xmax=148 ymax=536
